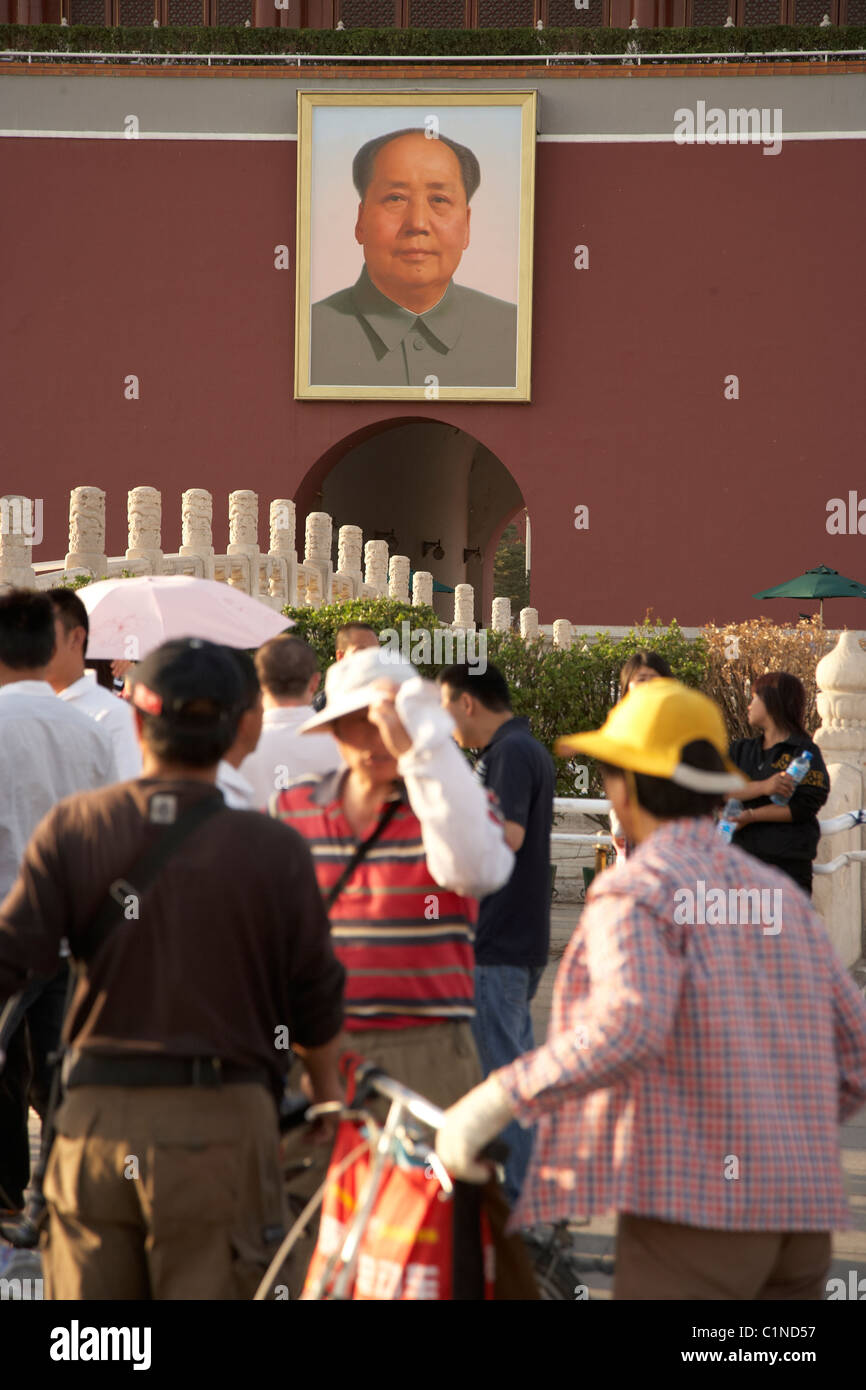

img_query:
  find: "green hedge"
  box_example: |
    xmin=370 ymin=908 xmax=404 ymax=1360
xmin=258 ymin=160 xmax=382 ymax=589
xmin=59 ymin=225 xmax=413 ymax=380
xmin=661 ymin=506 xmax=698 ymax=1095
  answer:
xmin=487 ymin=622 xmax=706 ymax=797
xmin=282 ymin=597 xmax=445 ymax=676
xmin=2 ymin=23 xmax=864 ymax=56
xmin=282 ymin=601 xmax=707 ymax=797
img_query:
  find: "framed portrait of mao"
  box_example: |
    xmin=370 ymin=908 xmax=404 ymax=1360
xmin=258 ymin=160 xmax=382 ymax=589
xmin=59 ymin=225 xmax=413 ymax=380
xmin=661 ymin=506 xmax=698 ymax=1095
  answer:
xmin=294 ymin=91 xmax=536 ymax=403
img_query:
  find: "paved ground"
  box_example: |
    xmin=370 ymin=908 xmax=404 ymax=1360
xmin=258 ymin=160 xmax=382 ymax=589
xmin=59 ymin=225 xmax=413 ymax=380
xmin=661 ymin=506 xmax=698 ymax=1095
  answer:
xmin=530 ymin=902 xmax=866 ymax=1300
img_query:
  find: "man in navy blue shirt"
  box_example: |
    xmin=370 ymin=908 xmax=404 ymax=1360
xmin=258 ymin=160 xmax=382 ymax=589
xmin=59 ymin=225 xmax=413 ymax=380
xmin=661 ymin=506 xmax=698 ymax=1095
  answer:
xmin=438 ymin=663 xmax=554 ymax=1206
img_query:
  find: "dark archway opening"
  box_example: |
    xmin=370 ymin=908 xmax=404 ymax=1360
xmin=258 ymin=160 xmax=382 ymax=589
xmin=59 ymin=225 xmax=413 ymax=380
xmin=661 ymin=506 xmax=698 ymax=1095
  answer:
xmin=295 ymin=419 xmax=527 ymax=624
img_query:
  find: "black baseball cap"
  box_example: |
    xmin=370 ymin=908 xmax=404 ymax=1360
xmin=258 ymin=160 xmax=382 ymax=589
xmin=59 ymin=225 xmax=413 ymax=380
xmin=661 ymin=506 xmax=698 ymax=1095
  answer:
xmin=129 ymin=638 xmax=245 ymax=728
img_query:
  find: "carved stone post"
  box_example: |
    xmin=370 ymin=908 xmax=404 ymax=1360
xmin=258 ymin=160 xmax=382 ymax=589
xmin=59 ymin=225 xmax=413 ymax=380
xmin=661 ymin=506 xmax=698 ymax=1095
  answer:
xmin=553 ymin=619 xmax=574 ymax=649
xmin=520 ymin=607 xmax=539 ymax=640
xmin=453 ymin=583 xmax=475 ymax=630
xmin=337 ymin=525 xmax=363 ymax=591
xmin=66 ymin=486 xmax=107 ymax=578
xmin=388 ymin=555 xmax=411 ymax=603
xmin=269 ymin=498 xmax=297 ymax=605
xmin=270 ymin=499 xmax=296 ymax=557
xmin=304 ymin=512 xmax=333 ymax=604
xmin=364 ymin=539 xmax=389 ymax=598
xmin=813 ymin=631 xmax=866 ymax=965
xmin=0 ymin=496 xmax=38 ymax=588
xmin=228 ymin=489 xmax=259 ymax=553
xmin=304 ymin=511 xmax=331 ymax=567
xmin=491 ymin=597 xmax=511 ymax=632
xmin=227 ymin=489 xmax=260 ymax=593
xmin=180 ymin=488 xmax=215 ymax=579
xmin=126 ymin=486 xmax=164 ymax=573
xmin=412 ymin=571 xmax=433 ymax=609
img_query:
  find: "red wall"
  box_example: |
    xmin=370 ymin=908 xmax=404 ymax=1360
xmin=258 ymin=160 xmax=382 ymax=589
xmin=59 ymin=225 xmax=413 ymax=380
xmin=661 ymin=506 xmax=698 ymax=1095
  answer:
xmin=3 ymin=134 xmax=865 ymax=627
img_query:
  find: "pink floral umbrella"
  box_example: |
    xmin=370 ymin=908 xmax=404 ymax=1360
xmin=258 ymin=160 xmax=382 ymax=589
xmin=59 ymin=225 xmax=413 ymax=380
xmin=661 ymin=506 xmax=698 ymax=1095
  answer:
xmin=79 ymin=574 xmax=293 ymax=661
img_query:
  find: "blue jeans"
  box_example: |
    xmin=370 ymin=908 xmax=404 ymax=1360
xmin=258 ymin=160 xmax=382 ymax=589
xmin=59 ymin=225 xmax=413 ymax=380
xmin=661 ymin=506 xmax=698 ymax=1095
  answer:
xmin=471 ymin=963 xmax=544 ymax=1207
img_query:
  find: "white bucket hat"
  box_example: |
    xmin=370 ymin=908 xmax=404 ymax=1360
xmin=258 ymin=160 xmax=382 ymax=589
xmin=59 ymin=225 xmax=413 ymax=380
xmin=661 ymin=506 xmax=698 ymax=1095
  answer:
xmin=298 ymin=645 xmax=419 ymax=734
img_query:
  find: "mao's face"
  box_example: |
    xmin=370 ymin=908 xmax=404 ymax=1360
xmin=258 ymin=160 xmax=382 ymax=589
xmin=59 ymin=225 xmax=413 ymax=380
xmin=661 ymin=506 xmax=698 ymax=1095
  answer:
xmin=355 ymin=133 xmax=471 ymax=309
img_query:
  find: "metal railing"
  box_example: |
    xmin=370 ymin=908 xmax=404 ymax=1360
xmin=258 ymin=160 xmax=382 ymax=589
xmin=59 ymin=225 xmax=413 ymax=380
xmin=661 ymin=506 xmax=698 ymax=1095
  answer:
xmin=553 ymin=799 xmax=866 ymax=872
xmin=1 ymin=48 xmax=864 ymax=68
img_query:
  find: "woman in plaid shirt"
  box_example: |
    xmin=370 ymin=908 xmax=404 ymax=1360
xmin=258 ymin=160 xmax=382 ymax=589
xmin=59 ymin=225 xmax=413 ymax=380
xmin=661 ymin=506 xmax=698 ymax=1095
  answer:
xmin=436 ymin=680 xmax=866 ymax=1300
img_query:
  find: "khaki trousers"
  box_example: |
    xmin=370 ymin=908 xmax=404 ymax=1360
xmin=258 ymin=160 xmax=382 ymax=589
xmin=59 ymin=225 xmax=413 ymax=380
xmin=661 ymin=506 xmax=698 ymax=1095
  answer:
xmin=340 ymin=1020 xmax=485 ymax=1109
xmin=42 ymin=1084 xmax=287 ymax=1301
xmin=613 ymin=1213 xmax=832 ymax=1300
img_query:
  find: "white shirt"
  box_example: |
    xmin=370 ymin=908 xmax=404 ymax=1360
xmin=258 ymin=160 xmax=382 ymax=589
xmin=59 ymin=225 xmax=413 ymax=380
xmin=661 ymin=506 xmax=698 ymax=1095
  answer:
xmin=216 ymin=760 xmax=257 ymax=811
xmin=57 ymin=670 xmax=143 ymax=782
xmin=0 ymin=680 xmax=118 ymax=901
xmin=240 ymin=706 xmax=342 ymax=811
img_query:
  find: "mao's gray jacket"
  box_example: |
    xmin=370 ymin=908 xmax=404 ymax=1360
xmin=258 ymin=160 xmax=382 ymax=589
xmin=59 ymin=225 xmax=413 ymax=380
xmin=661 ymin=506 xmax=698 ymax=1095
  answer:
xmin=309 ymin=265 xmax=518 ymax=389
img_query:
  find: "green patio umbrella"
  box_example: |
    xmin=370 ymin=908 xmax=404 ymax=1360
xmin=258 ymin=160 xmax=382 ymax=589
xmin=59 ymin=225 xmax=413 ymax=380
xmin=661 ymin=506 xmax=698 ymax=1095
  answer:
xmin=752 ymin=565 xmax=866 ymax=622
xmin=409 ymin=570 xmax=454 ymax=594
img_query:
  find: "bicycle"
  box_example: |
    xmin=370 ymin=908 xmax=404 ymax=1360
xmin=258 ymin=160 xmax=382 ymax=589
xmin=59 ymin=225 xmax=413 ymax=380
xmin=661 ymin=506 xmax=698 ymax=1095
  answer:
xmin=265 ymin=1061 xmax=613 ymax=1301
xmin=521 ymin=1221 xmax=615 ymax=1300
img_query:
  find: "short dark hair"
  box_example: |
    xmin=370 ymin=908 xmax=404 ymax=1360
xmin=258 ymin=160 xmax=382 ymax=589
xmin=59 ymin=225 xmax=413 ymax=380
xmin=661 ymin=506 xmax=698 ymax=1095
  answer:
xmin=753 ymin=671 xmax=806 ymax=737
xmin=225 ymin=647 xmax=260 ymax=713
xmin=49 ymin=587 xmax=90 ymax=654
xmin=131 ymin=638 xmax=245 ymax=769
xmin=619 ymin=650 xmax=673 ymax=699
xmin=352 ymin=128 xmax=481 ymax=204
xmin=598 ymin=740 xmax=726 ymax=820
xmin=335 ymin=622 xmax=377 ymax=655
xmin=438 ymin=662 xmax=511 ymax=713
xmin=0 ymin=588 xmax=56 ymax=670
xmin=256 ymin=635 xmax=319 ymax=698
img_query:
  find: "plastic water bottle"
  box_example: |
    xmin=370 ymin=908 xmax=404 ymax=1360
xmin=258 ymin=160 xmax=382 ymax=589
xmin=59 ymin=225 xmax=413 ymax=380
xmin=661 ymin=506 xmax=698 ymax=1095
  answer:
xmin=770 ymin=751 xmax=812 ymax=805
xmin=718 ymin=799 xmax=743 ymax=843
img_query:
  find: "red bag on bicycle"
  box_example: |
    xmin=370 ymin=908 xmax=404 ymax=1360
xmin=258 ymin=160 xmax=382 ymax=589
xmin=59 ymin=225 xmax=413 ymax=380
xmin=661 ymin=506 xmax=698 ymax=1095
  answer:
xmin=302 ymin=1060 xmax=495 ymax=1301
xmin=301 ymin=1117 xmax=372 ymax=1298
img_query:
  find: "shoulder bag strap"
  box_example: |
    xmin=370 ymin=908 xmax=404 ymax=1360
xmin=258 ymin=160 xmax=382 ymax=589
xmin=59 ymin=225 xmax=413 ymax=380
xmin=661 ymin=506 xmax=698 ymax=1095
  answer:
xmin=324 ymin=797 xmax=401 ymax=914
xmin=76 ymin=793 xmax=226 ymax=965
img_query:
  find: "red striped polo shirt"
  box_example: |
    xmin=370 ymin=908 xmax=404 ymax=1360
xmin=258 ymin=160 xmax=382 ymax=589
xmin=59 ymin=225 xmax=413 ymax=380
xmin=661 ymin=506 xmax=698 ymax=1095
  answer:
xmin=272 ymin=771 xmax=480 ymax=1030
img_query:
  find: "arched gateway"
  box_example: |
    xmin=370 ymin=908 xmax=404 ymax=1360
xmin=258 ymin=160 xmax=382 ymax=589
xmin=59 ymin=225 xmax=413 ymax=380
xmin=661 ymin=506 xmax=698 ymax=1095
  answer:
xmin=293 ymin=419 xmax=528 ymax=624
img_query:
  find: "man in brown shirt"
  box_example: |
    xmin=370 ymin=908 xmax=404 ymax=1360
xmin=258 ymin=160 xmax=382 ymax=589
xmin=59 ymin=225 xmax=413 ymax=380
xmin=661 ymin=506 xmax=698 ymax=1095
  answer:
xmin=0 ymin=638 xmax=345 ymax=1300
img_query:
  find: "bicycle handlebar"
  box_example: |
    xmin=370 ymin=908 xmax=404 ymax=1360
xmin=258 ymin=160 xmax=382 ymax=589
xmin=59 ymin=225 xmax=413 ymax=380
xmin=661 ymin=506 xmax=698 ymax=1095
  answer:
xmin=279 ymin=1067 xmax=446 ymax=1135
xmin=356 ymin=1067 xmax=509 ymax=1166
xmin=281 ymin=1061 xmax=508 ymax=1165
xmin=354 ymin=1063 xmax=445 ymax=1132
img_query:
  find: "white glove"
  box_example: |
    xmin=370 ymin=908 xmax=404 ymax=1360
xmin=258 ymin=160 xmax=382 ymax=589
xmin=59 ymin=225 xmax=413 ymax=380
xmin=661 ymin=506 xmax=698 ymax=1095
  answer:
xmin=435 ymin=1075 xmax=516 ymax=1184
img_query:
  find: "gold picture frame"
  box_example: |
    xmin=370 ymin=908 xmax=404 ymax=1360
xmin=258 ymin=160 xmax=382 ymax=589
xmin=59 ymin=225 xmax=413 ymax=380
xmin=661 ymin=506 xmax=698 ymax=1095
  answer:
xmin=294 ymin=91 xmax=536 ymax=403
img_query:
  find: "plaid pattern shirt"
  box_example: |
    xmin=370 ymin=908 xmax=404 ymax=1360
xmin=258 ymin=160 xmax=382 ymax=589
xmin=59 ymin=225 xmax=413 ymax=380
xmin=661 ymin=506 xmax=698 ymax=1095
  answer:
xmin=497 ymin=817 xmax=866 ymax=1232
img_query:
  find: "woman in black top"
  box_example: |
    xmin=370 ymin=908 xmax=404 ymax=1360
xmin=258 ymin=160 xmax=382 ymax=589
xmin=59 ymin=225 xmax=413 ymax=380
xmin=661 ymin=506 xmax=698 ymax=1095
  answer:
xmin=729 ymin=671 xmax=830 ymax=896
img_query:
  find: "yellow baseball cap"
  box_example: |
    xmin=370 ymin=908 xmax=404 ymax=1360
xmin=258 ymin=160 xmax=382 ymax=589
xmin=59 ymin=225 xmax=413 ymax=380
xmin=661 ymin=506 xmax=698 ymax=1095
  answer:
xmin=555 ymin=678 xmax=748 ymax=793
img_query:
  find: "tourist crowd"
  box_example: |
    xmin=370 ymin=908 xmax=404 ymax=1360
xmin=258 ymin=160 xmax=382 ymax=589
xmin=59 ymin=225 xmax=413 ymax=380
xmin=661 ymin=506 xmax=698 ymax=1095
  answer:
xmin=0 ymin=587 xmax=865 ymax=1302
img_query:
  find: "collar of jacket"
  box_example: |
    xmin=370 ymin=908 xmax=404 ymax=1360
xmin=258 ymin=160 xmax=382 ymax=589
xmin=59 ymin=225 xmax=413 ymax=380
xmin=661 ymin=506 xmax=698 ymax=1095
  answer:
xmin=310 ymin=766 xmax=408 ymax=812
xmin=349 ymin=265 xmax=464 ymax=353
